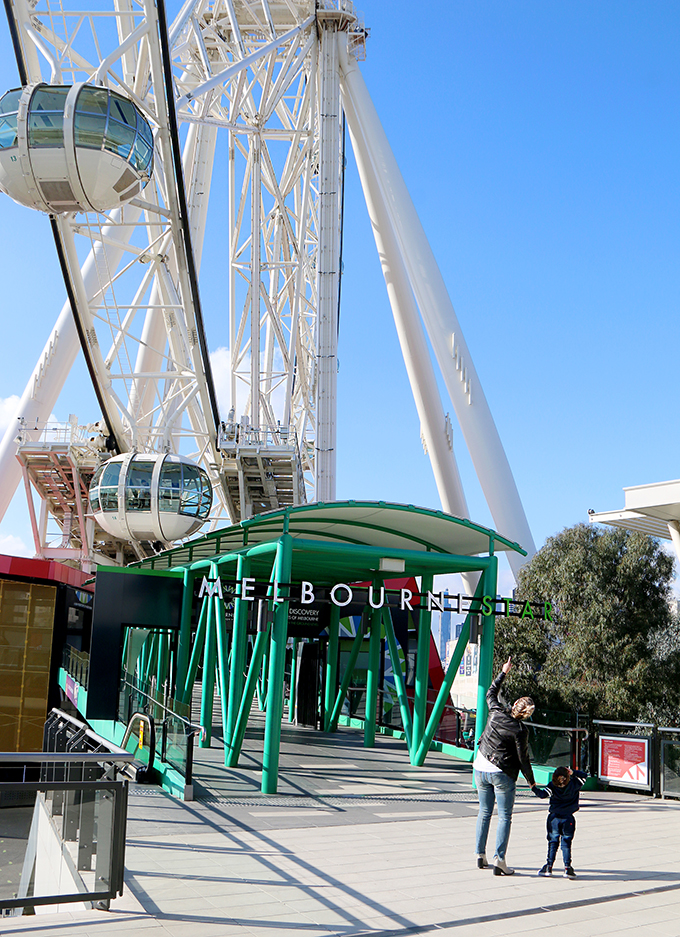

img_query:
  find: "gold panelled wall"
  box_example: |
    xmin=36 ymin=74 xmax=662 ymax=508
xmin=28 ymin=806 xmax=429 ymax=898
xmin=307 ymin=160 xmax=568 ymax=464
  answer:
xmin=0 ymin=581 xmax=56 ymax=751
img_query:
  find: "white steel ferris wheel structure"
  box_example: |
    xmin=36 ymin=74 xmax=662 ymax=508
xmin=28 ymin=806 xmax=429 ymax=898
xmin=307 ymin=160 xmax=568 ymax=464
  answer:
xmin=0 ymin=0 xmax=536 ymax=576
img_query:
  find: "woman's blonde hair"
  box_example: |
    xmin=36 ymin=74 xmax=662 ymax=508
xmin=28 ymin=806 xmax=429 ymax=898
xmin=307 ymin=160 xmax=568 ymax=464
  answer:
xmin=511 ymin=697 xmax=535 ymax=720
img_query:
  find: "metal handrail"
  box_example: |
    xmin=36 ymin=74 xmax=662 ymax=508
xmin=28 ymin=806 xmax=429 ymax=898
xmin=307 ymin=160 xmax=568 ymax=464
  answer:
xmin=121 ymin=675 xmax=203 ymax=733
xmin=527 ymin=721 xmax=588 ymax=733
xmin=46 ymin=708 xmax=131 ymax=754
xmin=0 ymin=752 xmax=134 ymax=763
xmin=592 ymin=719 xmax=655 ymax=728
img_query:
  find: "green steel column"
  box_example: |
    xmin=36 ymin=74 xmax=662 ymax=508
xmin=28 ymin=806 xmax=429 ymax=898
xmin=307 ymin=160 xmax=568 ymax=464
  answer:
xmin=262 ymin=534 xmax=292 ymax=794
xmin=226 ymin=554 xmax=250 ymax=744
xmin=323 ymin=606 xmax=340 ymax=731
xmin=288 ymin=638 xmax=298 ymax=722
xmin=226 ymin=627 xmax=270 ymax=766
xmin=257 ymin=643 xmax=269 ymax=710
xmin=382 ymin=608 xmax=413 ymax=753
xmin=474 ymin=555 xmax=498 ymax=749
xmin=412 ymin=573 xmax=488 ymax=766
xmin=364 ymin=591 xmax=382 ymax=748
xmin=121 ymin=629 xmax=129 ymax=675
xmin=156 ymin=632 xmax=168 ymax=689
xmin=199 ymin=592 xmax=216 ymax=748
xmin=144 ymin=634 xmax=158 ymax=685
xmin=179 ymin=597 xmax=208 ymax=705
xmin=328 ymin=618 xmax=365 ymax=731
xmin=137 ymin=637 xmax=147 ymax=682
xmin=212 ymin=563 xmax=230 ymax=746
xmin=175 ymin=570 xmax=195 ymax=696
xmin=413 ymin=573 xmax=433 ymax=755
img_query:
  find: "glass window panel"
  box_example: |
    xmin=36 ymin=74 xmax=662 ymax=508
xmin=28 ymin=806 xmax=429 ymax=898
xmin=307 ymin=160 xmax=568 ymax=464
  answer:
xmin=131 ymin=135 xmax=152 ymax=173
xmin=137 ymin=113 xmax=153 ymax=145
xmin=0 ymin=114 xmax=18 ymax=149
xmin=179 ymin=466 xmax=201 ymax=517
xmin=126 ymin=460 xmax=154 ymax=513
xmin=28 ymin=112 xmax=64 ymax=147
xmin=76 ymin=86 xmax=109 ymax=116
xmin=104 ymin=118 xmax=135 ymax=159
xmin=99 ymin=461 xmax=121 ymax=512
xmin=30 ymin=87 xmax=69 ymax=113
xmin=101 ymin=461 xmax=121 ymax=488
xmin=100 ymin=490 xmax=118 ymax=511
xmin=74 ymin=112 xmax=106 ymax=149
xmin=90 ymin=489 xmax=100 ymax=512
xmin=159 ymin=463 xmax=182 ymax=513
xmin=198 ymin=469 xmax=212 ymax=519
xmin=110 ymin=92 xmax=137 ymax=127
xmin=0 ymin=89 xmax=21 ymax=114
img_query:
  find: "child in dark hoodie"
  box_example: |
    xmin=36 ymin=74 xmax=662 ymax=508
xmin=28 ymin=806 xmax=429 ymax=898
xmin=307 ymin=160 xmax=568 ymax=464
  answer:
xmin=533 ymin=766 xmax=587 ymax=877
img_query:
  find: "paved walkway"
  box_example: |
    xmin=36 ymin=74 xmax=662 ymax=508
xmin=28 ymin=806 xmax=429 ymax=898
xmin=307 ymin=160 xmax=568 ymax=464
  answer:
xmin=3 ymin=718 xmax=680 ymax=937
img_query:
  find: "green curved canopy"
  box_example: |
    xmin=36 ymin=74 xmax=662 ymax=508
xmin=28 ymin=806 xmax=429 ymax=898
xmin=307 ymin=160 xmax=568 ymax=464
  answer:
xmin=133 ymin=500 xmax=526 ymax=580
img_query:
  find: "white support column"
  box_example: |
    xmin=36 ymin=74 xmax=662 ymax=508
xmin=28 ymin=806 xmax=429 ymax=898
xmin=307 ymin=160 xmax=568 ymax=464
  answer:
xmin=668 ymin=521 xmax=680 ymax=567
xmin=339 ymin=43 xmax=535 ymax=575
xmin=339 ymin=69 xmax=468 ymax=520
xmin=251 ymin=132 xmax=262 ymax=431
xmin=315 ymin=21 xmax=342 ymax=502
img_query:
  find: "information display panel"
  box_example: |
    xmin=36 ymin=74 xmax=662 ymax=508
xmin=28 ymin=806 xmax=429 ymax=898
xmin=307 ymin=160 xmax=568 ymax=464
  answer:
xmin=598 ymin=734 xmax=651 ymax=791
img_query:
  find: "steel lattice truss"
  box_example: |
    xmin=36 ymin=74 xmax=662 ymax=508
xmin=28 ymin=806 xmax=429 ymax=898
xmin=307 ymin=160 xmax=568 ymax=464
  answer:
xmin=3 ymin=0 xmax=365 ymax=540
xmin=2 ymin=0 xmax=536 ymax=575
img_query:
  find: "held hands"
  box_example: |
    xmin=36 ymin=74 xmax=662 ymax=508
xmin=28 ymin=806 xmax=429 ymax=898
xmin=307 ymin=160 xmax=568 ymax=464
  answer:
xmin=502 ymin=656 xmax=512 ymax=675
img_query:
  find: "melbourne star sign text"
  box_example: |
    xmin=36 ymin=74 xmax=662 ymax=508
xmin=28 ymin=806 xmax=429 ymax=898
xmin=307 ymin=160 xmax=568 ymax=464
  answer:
xmin=198 ymin=576 xmax=553 ymax=621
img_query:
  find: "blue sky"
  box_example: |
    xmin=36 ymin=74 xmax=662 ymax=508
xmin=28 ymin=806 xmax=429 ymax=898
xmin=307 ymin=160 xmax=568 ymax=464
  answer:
xmin=0 ymin=1 xmax=679 ymax=588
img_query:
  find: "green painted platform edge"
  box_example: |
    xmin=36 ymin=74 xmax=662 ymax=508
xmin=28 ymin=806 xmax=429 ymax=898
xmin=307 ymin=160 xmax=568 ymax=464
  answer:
xmin=88 ymin=718 xmax=188 ymax=799
xmin=58 ymin=668 xmax=189 ymax=800
xmin=58 ymin=668 xmax=89 ymax=712
xmin=335 ymin=714 xmax=600 ymax=782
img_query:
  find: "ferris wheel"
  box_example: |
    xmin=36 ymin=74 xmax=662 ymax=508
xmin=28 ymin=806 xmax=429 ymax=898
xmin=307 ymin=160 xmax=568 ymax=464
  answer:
xmin=0 ymin=0 xmax=535 ymax=576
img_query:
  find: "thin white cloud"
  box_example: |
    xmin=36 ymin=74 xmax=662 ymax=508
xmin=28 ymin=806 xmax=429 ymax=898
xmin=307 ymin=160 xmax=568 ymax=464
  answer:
xmin=0 ymin=533 xmax=31 ymax=557
xmin=209 ymin=346 xmax=231 ymax=416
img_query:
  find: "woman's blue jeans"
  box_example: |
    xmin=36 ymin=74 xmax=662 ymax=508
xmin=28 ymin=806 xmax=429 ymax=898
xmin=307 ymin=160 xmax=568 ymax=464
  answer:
xmin=475 ymin=769 xmax=516 ymax=860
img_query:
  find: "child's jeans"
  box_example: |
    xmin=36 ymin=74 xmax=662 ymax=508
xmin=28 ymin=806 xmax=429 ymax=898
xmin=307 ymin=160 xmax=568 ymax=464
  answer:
xmin=546 ymin=813 xmax=576 ymax=867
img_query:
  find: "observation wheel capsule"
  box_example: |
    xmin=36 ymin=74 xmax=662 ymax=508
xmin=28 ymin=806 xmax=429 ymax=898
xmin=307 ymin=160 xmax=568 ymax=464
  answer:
xmin=89 ymin=454 xmax=213 ymax=545
xmin=0 ymin=83 xmax=154 ymax=213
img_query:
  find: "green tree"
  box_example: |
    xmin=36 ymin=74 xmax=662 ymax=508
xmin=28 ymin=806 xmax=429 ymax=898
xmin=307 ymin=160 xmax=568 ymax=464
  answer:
xmin=493 ymin=523 xmax=680 ymax=722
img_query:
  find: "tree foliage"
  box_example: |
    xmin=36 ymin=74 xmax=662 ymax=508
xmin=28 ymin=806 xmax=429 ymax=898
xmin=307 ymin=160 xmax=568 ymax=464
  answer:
xmin=493 ymin=523 xmax=680 ymax=722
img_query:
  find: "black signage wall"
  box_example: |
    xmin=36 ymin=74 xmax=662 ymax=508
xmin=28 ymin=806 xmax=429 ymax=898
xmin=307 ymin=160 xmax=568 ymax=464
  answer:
xmin=87 ymin=569 xmax=183 ymax=720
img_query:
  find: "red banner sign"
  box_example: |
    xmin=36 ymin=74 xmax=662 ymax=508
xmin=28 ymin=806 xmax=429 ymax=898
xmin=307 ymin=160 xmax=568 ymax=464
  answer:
xmin=599 ymin=735 xmax=649 ymax=786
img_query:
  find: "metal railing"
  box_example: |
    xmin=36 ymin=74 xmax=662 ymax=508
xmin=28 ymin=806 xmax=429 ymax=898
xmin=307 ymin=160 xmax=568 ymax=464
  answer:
xmin=659 ymin=727 xmax=680 ymax=799
xmin=62 ymin=645 xmax=90 ymax=689
xmin=0 ymin=711 xmax=133 ymax=915
xmin=526 ymin=721 xmax=589 ymax=771
xmin=118 ymin=672 xmax=202 ymax=793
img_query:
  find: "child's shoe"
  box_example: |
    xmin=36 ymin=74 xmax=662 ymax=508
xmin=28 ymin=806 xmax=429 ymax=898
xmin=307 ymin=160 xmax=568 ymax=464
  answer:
xmin=538 ymin=864 xmax=552 ymax=876
xmin=564 ymin=866 xmax=576 ymax=878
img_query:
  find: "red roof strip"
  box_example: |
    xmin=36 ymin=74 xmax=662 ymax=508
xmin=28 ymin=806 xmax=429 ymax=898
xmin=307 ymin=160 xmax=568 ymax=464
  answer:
xmin=0 ymin=554 xmax=93 ymax=589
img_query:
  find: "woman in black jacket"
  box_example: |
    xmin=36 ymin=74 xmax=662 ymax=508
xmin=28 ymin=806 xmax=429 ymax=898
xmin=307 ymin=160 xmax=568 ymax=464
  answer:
xmin=474 ymin=657 xmax=537 ymax=875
